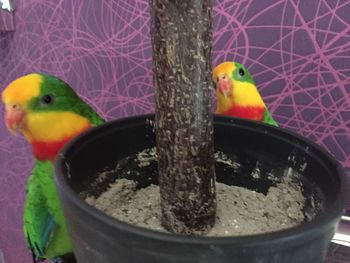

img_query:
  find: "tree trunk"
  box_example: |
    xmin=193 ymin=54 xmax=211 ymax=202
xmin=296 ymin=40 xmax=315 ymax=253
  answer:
xmin=150 ymin=0 xmax=216 ymax=235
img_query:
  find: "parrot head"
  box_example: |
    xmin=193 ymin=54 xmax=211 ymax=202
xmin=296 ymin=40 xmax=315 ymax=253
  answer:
xmin=212 ymin=61 xmax=265 ymax=114
xmin=2 ymin=73 xmax=93 ymax=160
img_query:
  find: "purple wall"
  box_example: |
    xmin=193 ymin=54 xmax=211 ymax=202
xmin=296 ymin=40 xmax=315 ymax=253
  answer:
xmin=0 ymin=0 xmax=349 ymax=262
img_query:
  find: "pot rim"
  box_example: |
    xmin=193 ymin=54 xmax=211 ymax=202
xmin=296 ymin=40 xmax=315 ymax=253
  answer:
xmin=55 ymin=114 xmax=349 ymax=247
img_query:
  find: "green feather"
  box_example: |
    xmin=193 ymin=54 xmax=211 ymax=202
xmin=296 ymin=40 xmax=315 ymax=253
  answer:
xmin=24 ymin=164 xmax=48 ymax=258
xmin=28 ymin=74 xmax=105 ymax=125
xmin=263 ymin=108 xmax=278 ymax=127
xmin=24 ymin=161 xmax=71 ymax=261
xmin=231 ymin=62 xmax=256 ymax=85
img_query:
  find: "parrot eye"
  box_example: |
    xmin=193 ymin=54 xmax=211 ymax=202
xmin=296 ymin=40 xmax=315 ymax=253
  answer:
xmin=238 ymin=68 xmax=245 ymax=77
xmin=41 ymin=94 xmax=54 ymax=105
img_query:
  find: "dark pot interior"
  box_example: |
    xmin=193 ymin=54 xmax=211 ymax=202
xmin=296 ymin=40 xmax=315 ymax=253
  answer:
xmin=55 ymin=114 xmax=349 ymax=263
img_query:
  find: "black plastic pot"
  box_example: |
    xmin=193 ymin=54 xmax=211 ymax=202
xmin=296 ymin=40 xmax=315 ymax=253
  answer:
xmin=55 ymin=115 xmax=349 ymax=263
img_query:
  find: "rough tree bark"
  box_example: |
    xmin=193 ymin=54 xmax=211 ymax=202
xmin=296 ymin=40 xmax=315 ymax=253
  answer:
xmin=150 ymin=0 xmax=216 ymax=235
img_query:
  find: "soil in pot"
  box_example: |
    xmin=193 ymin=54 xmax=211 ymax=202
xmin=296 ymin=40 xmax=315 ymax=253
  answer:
xmin=83 ymin=148 xmax=319 ymax=237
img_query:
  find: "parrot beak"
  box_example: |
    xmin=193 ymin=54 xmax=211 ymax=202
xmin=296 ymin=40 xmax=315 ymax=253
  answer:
xmin=216 ymin=74 xmax=232 ymax=99
xmin=4 ymin=104 xmax=25 ymax=135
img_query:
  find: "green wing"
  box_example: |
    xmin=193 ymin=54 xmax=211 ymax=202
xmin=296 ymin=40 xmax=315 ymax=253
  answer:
xmin=24 ymin=161 xmax=55 ymax=260
xmin=81 ymin=103 xmax=105 ymax=126
xmin=24 ymin=161 xmax=72 ymax=261
xmin=38 ymin=160 xmax=72 ymax=259
xmin=263 ymin=108 xmax=278 ymax=127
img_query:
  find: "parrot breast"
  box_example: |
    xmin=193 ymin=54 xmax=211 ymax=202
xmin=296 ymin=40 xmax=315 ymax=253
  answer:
xmin=31 ymin=134 xmax=82 ymax=161
xmin=24 ymin=111 xmax=92 ymax=161
xmin=220 ymin=105 xmax=265 ymax=121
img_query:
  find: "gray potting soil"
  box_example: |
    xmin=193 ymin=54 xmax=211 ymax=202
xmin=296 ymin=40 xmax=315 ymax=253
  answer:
xmin=86 ymin=174 xmax=305 ymax=236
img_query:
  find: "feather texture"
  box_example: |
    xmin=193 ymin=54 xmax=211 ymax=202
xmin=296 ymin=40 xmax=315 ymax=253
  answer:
xmin=23 ymin=161 xmax=69 ymax=261
xmin=2 ymin=73 xmax=105 ymax=262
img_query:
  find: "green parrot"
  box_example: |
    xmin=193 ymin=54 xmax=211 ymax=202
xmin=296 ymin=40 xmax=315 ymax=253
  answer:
xmin=2 ymin=73 xmax=105 ymax=262
xmin=212 ymin=61 xmax=278 ymax=126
